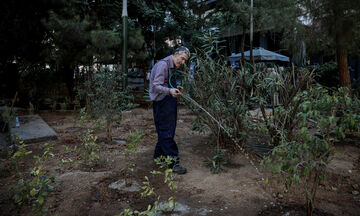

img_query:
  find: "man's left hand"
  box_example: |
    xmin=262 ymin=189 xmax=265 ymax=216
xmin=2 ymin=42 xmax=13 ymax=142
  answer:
xmin=177 ymin=86 xmax=184 ymax=93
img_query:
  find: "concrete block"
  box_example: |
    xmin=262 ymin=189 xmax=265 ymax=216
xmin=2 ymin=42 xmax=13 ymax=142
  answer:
xmin=10 ymin=115 xmax=57 ymax=144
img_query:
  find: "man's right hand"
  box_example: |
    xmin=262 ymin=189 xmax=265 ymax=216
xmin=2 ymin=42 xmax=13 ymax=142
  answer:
xmin=170 ymin=88 xmax=181 ymax=98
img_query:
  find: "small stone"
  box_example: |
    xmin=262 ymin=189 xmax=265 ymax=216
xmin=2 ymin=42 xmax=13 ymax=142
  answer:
xmin=348 ymin=170 xmax=352 ymax=174
xmin=352 ymin=184 xmax=359 ymax=190
xmin=352 ymin=190 xmax=359 ymax=196
xmin=284 ymin=189 xmax=288 ymax=193
xmin=277 ymin=193 xmax=284 ymax=199
xmin=109 ymin=180 xmax=141 ymax=192
xmin=331 ymin=186 xmax=337 ymax=191
xmin=113 ymin=140 xmax=126 ymax=145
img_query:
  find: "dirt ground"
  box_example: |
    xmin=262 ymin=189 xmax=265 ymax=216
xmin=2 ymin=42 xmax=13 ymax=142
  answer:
xmin=0 ymin=108 xmax=360 ymax=216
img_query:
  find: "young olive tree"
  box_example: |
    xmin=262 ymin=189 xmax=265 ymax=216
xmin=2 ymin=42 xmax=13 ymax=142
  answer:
xmin=124 ymin=130 xmax=144 ymax=186
xmin=78 ymin=67 xmax=135 ymax=143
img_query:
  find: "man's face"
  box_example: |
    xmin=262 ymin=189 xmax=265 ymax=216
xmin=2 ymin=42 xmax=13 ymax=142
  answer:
xmin=173 ymin=52 xmax=189 ymax=67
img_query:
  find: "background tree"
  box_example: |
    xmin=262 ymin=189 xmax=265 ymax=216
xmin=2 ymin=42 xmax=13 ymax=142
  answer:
xmin=0 ymin=0 xmax=53 ymax=100
xmin=206 ymin=0 xmax=302 ymax=63
xmin=302 ymin=0 xmax=360 ymax=88
xmin=44 ymin=0 xmax=145 ymax=98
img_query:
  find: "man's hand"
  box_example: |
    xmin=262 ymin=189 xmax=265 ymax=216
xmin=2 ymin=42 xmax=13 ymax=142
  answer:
xmin=177 ymin=86 xmax=184 ymax=93
xmin=170 ymin=88 xmax=181 ymax=98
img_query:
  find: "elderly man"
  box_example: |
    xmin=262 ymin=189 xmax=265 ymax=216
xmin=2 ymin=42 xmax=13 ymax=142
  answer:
xmin=149 ymin=46 xmax=190 ymax=174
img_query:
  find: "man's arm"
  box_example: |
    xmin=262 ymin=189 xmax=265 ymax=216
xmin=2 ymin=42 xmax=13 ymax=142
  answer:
xmin=152 ymin=62 xmax=171 ymax=94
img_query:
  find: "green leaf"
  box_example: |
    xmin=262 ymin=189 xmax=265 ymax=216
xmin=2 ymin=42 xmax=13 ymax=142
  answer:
xmin=30 ymin=188 xmax=37 ymax=196
xmin=38 ymin=196 xmax=44 ymax=205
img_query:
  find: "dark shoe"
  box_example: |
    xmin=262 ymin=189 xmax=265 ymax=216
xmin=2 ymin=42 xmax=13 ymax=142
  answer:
xmin=172 ymin=165 xmax=187 ymax=174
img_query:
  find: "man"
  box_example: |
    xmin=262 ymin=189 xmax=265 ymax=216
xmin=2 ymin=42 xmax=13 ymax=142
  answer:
xmin=149 ymin=46 xmax=190 ymax=174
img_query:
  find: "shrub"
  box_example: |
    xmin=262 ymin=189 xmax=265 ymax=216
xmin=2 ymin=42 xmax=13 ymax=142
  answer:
xmin=252 ymin=65 xmax=315 ymax=145
xmin=8 ymin=136 xmax=32 ymax=174
xmin=77 ymin=67 xmax=135 ymax=143
xmin=263 ymin=85 xmax=360 ymax=216
xmin=185 ymin=32 xmax=251 ymax=149
xmin=117 ymin=156 xmax=178 ymax=215
xmin=11 ymin=142 xmax=56 ymax=216
xmin=204 ymin=147 xmax=227 ymax=174
xmin=78 ymin=129 xmax=101 ymax=166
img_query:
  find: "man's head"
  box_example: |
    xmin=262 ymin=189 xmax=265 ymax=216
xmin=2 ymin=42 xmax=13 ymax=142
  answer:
xmin=172 ymin=46 xmax=190 ymax=67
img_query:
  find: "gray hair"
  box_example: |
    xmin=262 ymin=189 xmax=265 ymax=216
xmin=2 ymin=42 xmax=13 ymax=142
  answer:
xmin=175 ymin=46 xmax=190 ymax=58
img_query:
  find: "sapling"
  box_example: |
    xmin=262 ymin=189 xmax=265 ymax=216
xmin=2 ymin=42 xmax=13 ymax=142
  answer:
xmin=78 ymin=129 xmax=101 ymax=166
xmin=124 ymin=130 xmax=144 ymax=186
xmin=8 ymin=136 xmax=32 ymax=175
xmin=77 ymin=67 xmax=135 ymax=144
xmin=205 ymin=147 xmax=227 ymax=174
xmin=11 ymin=141 xmax=57 ymax=216
xmin=118 ymin=156 xmax=178 ymax=215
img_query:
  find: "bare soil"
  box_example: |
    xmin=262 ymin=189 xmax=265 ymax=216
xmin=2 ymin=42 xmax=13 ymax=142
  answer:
xmin=0 ymin=108 xmax=359 ymax=216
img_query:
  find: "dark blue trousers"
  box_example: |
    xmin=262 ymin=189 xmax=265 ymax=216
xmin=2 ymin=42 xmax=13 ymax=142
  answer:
xmin=153 ymin=95 xmax=178 ymax=159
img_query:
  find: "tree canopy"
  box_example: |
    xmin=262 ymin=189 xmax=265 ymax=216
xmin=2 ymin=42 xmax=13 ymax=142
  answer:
xmin=1 ymin=0 xmax=360 ymax=100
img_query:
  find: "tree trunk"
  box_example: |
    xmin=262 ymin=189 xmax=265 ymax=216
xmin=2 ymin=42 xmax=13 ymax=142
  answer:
xmin=106 ymin=119 xmax=112 ymax=144
xmin=306 ymin=199 xmax=313 ymax=216
xmin=336 ymin=31 xmax=351 ymax=89
xmin=64 ymin=64 xmax=75 ymax=99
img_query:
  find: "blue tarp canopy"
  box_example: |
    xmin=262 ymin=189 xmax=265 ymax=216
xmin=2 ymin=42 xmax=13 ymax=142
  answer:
xmin=228 ymin=47 xmax=290 ymax=62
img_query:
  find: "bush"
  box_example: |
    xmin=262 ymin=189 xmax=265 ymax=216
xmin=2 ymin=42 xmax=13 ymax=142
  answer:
xmin=185 ymin=32 xmax=251 ymax=149
xmin=10 ymin=142 xmax=56 ymax=216
xmin=78 ymin=129 xmax=101 ymax=166
xmin=77 ymin=67 xmax=136 ymax=143
xmin=117 ymin=156 xmax=178 ymax=215
xmin=262 ymin=85 xmax=360 ymax=216
xmin=8 ymin=136 xmax=32 ymax=174
xmin=253 ymin=65 xmax=314 ymax=145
